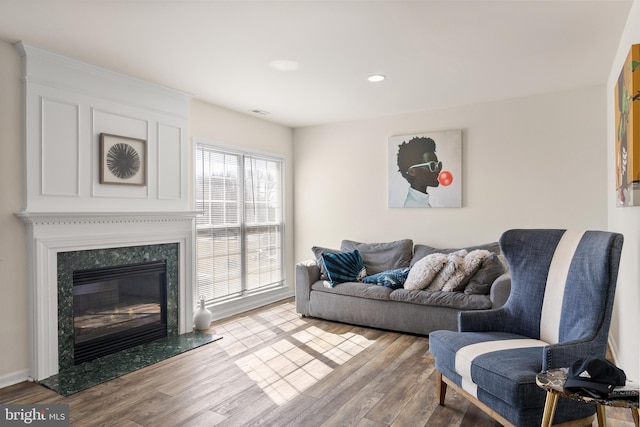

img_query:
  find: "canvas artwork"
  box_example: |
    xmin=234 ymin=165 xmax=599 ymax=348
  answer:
xmin=615 ymin=44 xmax=640 ymax=207
xmin=388 ymin=130 xmax=462 ymax=208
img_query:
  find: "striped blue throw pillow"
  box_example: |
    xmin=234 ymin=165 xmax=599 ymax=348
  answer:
xmin=322 ymin=249 xmax=367 ymax=287
xmin=362 ymin=268 xmax=410 ymax=289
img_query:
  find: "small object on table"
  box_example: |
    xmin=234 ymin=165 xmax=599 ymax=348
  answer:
xmin=536 ymin=368 xmax=639 ymax=427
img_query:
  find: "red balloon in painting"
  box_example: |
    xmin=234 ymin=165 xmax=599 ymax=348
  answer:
xmin=438 ymin=171 xmax=453 ymax=186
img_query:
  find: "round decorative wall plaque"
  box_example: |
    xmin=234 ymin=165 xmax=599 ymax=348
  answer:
xmin=106 ymin=143 xmax=141 ymax=180
xmin=99 ymin=133 xmax=147 ymax=185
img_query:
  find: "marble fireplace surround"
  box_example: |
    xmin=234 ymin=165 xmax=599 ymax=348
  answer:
xmin=57 ymin=242 xmax=179 ymax=370
xmin=17 ymin=211 xmax=198 ymax=381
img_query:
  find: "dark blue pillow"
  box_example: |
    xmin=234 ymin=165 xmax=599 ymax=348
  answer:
xmin=322 ymin=249 xmax=367 ymax=287
xmin=362 ymin=268 xmax=410 ymax=289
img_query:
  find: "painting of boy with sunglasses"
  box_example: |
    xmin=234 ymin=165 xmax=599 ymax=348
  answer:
xmin=389 ymin=131 xmax=461 ymax=208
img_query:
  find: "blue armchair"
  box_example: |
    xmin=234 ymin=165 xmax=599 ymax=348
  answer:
xmin=429 ymin=229 xmax=624 ymax=427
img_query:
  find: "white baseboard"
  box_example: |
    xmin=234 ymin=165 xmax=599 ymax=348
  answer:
xmin=0 ymin=369 xmax=31 ymax=389
xmin=208 ymin=288 xmax=294 ymax=323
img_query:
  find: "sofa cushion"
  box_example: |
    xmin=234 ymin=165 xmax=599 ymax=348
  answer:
xmin=404 ymin=253 xmax=447 ymax=290
xmin=322 ymin=249 xmax=367 ymax=287
xmin=311 ymin=281 xmax=392 ymax=301
xmin=311 ymin=246 xmax=341 ymax=280
xmin=390 ymin=289 xmax=492 ymax=310
xmin=340 ymin=239 xmax=413 ymax=275
xmin=362 ymin=268 xmax=410 ymax=289
xmin=464 ymin=252 xmax=508 ymax=295
xmin=411 ymin=241 xmax=500 ymax=266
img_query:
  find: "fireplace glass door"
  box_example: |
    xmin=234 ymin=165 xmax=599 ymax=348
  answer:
xmin=73 ymin=260 xmax=167 ymax=364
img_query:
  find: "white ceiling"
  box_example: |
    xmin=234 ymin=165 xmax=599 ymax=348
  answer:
xmin=0 ymin=0 xmax=633 ymax=128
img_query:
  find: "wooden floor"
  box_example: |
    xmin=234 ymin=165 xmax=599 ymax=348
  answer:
xmin=1 ymin=298 xmax=635 ymax=427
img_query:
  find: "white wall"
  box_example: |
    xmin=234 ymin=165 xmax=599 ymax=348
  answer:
xmin=294 ymin=86 xmax=608 ymax=257
xmin=0 ymin=40 xmax=29 ymax=386
xmin=607 ymin=0 xmax=640 ymax=383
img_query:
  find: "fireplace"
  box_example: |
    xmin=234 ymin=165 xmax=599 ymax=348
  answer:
xmin=72 ymin=260 xmax=168 ymax=364
xmin=16 ymin=211 xmax=197 ymax=380
xmin=56 ymin=242 xmax=182 ymax=371
xmin=16 ymin=44 xmax=197 ymax=382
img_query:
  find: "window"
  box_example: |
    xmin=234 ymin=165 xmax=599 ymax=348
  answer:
xmin=195 ymin=144 xmax=284 ymax=304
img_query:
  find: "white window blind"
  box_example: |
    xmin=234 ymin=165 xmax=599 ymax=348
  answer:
xmin=195 ymin=144 xmax=284 ymax=303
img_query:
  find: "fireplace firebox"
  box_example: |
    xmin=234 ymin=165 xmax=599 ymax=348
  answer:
xmin=73 ymin=260 xmax=168 ymax=364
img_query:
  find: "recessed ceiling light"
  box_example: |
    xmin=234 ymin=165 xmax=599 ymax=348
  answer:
xmin=368 ymin=74 xmax=386 ymax=82
xmin=269 ymin=60 xmax=299 ymax=71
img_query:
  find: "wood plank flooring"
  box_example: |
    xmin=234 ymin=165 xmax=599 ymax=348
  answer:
xmin=1 ymin=298 xmax=635 ymax=427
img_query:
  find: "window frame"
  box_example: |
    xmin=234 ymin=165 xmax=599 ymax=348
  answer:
xmin=194 ymin=140 xmax=286 ymax=307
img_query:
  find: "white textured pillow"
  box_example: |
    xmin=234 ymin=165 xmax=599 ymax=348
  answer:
xmin=442 ymin=249 xmax=490 ymax=292
xmin=428 ymin=250 xmax=468 ymax=291
xmin=404 ymin=253 xmax=447 ymax=290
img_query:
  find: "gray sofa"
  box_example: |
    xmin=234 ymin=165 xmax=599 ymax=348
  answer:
xmin=295 ymin=239 xmax=511 ymax=336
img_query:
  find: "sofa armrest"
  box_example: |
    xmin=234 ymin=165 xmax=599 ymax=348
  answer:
xmin=295 ymin=260 xmax=320 ymax=316
xmin=458 ymin=274 xmax=511 ymax=331
xmin=489 ymin=273 xmax=511 ymax=308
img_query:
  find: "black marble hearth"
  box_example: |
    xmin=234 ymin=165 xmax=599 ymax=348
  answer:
xmin=39 ymin=331 xmax=221 ymax=396
xmin=37 ymin=242 xmax=222 ymax=396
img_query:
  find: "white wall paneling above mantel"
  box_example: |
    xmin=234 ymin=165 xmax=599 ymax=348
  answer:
xmin=16 ymin=41 xmax=193 ymax=212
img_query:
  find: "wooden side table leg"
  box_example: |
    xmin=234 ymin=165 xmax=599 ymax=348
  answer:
xmin=541 ymin=392 xmax=559 ymax=427
xmin=631 ymin=407 xmax=639 ymax=427
xmin=596 ymin=404 xmax=606 ymax=427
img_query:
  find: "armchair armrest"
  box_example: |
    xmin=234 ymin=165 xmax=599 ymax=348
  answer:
xmin=295 ymin=260 xmax=320 ymax=316
xmin=458 ymin=308 xmax=510 ymax=332
xmin=458 ymin=273 xmax=511 ymax=332
xmin=542 ymin=338 xmax=606 ymax=371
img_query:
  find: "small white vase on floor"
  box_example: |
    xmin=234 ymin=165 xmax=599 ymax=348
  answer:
xmin=193 ymin=297 xmax=213 ymax=331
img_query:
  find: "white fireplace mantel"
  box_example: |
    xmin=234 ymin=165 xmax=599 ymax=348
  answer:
xmin=17 ymin=210 xmax=200 ymax=381
xmin=15 ymin=210 xmax=201 ymax=225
